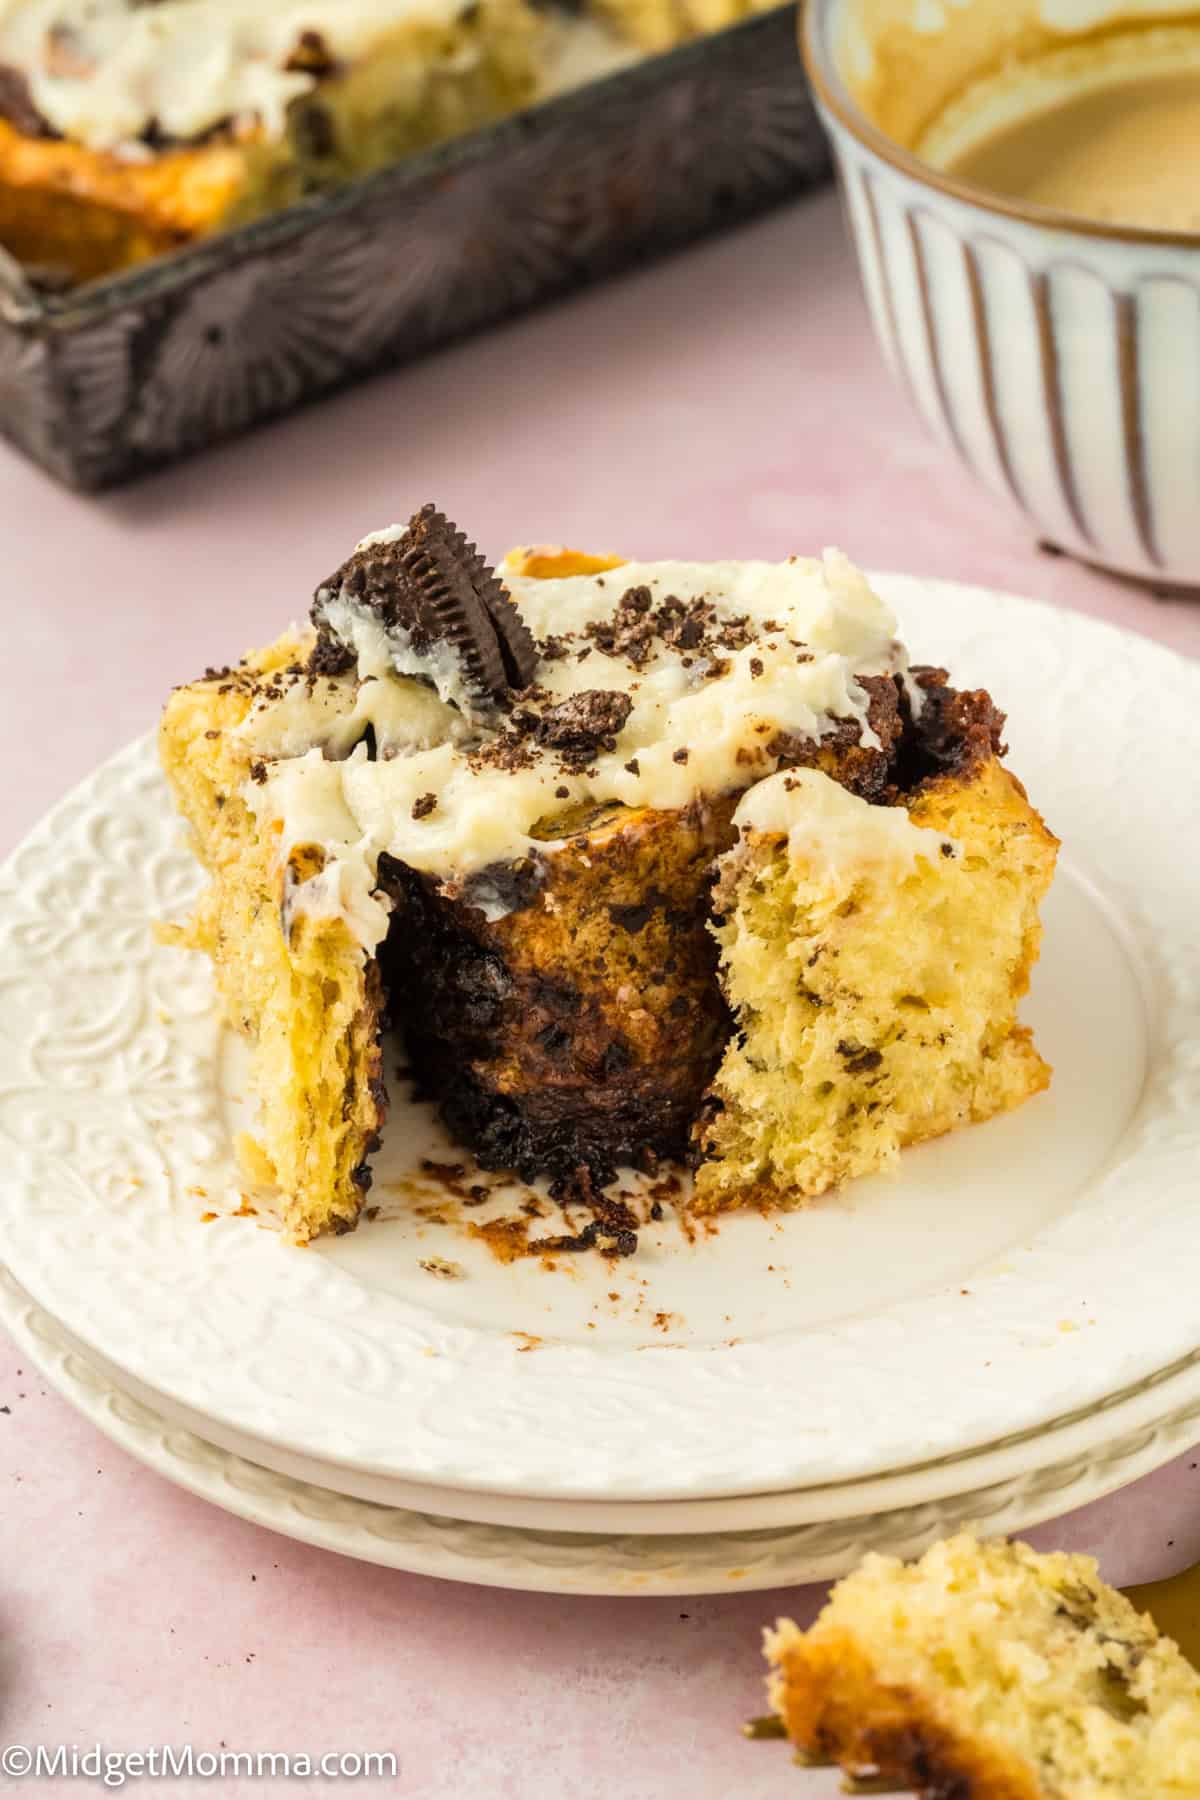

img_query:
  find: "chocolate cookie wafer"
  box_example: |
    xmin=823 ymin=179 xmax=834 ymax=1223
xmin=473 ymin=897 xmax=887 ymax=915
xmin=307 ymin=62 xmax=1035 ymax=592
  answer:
xmin=309 ymin=504 xmax=538 ymax=713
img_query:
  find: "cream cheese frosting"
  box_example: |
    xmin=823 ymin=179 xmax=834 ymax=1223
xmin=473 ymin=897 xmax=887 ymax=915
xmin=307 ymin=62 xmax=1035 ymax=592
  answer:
xmin=0 ymin=0 xmax=477 ymax=151
xmin=732 ymin=768 xmax=956 ymax=878
xmin=237 ymin=657 xmax=472 ymax=763
xmin=242 ymin=544 xmax=918 ymax=949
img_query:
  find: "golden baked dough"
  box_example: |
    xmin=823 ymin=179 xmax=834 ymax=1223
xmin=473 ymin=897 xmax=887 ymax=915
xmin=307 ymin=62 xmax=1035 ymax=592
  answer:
xmin=0 ymin=3 xmax=537 ymax=282
xmin=588 ymin=0 xmax=779 ymax=53
xmin=765 ymin=1531 xmax=1200 ymax=1798
xmin=159 ymin=636 xmax=386 ymax=1242
xmin=693 ymin=754 xmax=1058 ymax=1211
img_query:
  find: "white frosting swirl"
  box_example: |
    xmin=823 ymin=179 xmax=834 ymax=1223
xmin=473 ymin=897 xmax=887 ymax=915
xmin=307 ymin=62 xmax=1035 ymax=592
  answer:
xmin=241 ymin=547 xmax=915 ymax=948
xmin=0 ymin=0 xmax=477 ymax=151
xmin=732 ymin=768 xmax=956 ymax=878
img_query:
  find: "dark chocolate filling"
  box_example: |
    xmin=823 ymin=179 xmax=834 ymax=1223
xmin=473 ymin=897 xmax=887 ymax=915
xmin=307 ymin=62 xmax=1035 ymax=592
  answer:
xmin=375 ymin=805 xmax=734 ymax=1189
xmin=896 ymin=666 xmax=1006 ymax=790
xmin=362 ymin=669 xmax=1003 ymax=1204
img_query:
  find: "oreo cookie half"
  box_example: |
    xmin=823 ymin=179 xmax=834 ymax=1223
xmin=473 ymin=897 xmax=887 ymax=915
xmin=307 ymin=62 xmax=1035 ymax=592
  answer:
xmin=470 ymin=550 xmax=540 ymax=692
xmin=309 ymin=505 xmax=539 ymax=714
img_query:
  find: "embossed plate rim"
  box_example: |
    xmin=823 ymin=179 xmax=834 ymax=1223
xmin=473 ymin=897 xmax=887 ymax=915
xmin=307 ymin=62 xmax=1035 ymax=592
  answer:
xmin=5 ymin=1263 xmax=1197 ymax=1593
xmin=25 ymin=1260 xmax=1200 ymax=1536
xmin=1 ymin=573 xmax=1198 ymax=1501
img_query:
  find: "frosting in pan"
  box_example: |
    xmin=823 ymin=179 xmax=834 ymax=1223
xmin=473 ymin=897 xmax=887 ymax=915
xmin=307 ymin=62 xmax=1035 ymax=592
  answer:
xmin=242 ymin=545 xmax=916 ymax=947
xmin=0 ymin=0 xmax=479 ymax=150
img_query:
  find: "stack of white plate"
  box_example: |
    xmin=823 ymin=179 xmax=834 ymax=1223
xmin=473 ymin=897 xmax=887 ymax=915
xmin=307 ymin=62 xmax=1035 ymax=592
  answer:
xmin=3 ymin=576 xmax=1198 ymax=1596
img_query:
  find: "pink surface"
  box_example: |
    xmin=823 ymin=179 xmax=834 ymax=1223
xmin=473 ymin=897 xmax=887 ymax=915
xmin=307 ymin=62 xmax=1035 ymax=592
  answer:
xmin=2 ymin=186 xmax=1199 ymax=1796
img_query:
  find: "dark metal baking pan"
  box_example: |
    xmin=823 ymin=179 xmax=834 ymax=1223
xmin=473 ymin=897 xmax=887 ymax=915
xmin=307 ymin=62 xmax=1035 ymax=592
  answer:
xmin=0 ymin=4 xmax=828 ymax=490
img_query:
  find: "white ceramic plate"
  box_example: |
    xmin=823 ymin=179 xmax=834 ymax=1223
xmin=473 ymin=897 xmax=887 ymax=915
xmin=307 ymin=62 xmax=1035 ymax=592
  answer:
xmin=1 ymin=575 xmax=1197 ymax=1506
xmin=7 ymin=1264 xmax=1199 ymax=1595
xmin=24 ymin=1260 xmax=1200 ymax=1536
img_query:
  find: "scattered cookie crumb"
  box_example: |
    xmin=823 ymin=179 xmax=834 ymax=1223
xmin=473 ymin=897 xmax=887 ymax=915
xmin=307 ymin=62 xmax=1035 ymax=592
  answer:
xmin=419 ymin=1256 xmax=465 ymax=1280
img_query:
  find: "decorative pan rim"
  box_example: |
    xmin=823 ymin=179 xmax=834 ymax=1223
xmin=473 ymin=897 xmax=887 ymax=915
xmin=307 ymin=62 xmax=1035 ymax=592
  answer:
xmin=0 ymin=4 xmax=801 ymax=333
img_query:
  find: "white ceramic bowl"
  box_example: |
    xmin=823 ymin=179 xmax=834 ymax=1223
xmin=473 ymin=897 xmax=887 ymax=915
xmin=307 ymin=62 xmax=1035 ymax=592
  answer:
xmin=803 ymin=0 xmax=1200 ymax=588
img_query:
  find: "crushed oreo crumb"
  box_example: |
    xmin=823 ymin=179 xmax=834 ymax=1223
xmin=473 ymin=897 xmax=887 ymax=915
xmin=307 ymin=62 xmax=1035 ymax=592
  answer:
xmin=285 ymin=27 xmax=337 ymax=74
xmin=836 ymin=1040 xmax=883 ymax=1075
xmin=534 ymin=690 xmax=633 ymax=771
xmin=307 ymin=629 xmax=355 ymax=678
xmin=419 ymin=1255 xmax=464 ymax=1280
xmin=547 ymin=1165 xmax=640 ymax=1257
